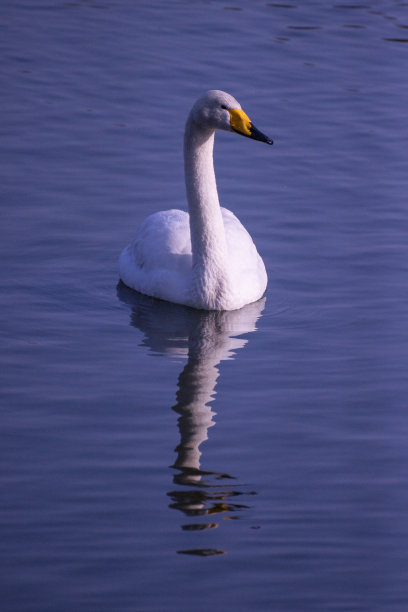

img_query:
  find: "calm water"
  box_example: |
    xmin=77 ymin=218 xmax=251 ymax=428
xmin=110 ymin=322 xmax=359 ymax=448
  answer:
xmin=2 ymin=1 xmax=408 ymax=610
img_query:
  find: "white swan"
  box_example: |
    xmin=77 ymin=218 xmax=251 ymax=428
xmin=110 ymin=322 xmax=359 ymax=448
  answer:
xmin=119 ymin=90 xmax=272 ymax=311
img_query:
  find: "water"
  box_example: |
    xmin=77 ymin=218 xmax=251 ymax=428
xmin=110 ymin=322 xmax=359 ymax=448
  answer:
xmin=1 ymin=0 xmax=408 ymax=610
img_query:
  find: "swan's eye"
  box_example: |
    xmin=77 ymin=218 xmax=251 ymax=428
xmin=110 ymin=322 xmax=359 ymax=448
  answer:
xmin=221 ymin=105 xmax=228 ymax=110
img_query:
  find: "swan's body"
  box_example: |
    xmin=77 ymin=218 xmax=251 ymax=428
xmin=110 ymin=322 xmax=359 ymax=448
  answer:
xmin=119 ymin=90 xmax=272 ymax=311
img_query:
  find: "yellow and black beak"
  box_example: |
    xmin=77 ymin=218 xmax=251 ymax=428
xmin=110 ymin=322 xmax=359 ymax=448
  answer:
xmin=227 ymin=108 xmax=273 ymax=145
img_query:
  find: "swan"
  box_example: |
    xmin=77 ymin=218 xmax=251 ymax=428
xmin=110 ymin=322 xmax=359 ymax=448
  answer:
xmin=119 ymin=89 xmax=272 ymax=311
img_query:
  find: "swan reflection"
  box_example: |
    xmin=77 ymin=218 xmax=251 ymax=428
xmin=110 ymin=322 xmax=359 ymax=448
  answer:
xmin=117 ymin=282 xmax=264 ymax=556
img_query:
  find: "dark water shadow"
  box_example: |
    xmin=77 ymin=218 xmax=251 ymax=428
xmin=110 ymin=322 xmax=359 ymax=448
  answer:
xmin=117 ymin=282 xmax=265 ymax=555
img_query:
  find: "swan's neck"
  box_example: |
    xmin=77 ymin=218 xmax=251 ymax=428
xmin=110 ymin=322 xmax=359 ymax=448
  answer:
xmin=184 ymin=118 xmax=229 ymax=309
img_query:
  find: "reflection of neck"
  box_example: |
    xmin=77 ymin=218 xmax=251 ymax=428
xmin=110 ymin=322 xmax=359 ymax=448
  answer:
xmin=171 ymin=305 xmax=263 ymax=478
xmin=173 ymin=357 xmax=218 ymax=472
xmin=172 ymin=316 xmax=226 ymax=473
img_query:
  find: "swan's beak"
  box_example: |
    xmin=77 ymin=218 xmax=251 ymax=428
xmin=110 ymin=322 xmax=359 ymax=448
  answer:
xmin=249 ymin=123 xmax=273 ymax=145
xmin=228 ymin=108 xmax=273 ymax=145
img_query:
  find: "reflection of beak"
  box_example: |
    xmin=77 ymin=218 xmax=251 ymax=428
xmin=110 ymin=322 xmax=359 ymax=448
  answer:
xmin=228 ymin=108 xmax=273 ymax=146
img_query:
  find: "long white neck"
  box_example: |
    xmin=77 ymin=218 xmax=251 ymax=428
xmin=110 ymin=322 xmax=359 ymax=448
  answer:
xmin=184 ymin=117 xmax=230 ymax=309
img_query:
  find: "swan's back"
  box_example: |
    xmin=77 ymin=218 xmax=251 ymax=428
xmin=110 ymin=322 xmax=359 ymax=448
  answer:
xmin=119 ymin=207 xmax=266 ymax=309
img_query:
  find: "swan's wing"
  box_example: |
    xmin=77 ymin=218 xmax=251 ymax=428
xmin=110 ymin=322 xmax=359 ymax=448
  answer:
xmin=221 ymin=207 xmax=267 ymax=300
xmin=119 ymin=209 xmax=193 ymax=304
xmin=221 ymin=208 xmax=262 ymax=270
xmin=131 ymin=209 xmax=192 ymax=269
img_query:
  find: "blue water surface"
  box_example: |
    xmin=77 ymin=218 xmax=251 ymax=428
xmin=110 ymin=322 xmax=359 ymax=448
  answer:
xmin=1 ymin=1 xmax=408 ymax=610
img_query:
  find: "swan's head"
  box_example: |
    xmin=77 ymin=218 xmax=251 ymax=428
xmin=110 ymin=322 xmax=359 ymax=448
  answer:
xmin=189 ymin=90 xmax=273 ymax=145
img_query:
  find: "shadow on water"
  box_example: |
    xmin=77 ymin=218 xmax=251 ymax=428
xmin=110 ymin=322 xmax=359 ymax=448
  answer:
xmin=117 ymin=282 xmax=265 ymax=556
